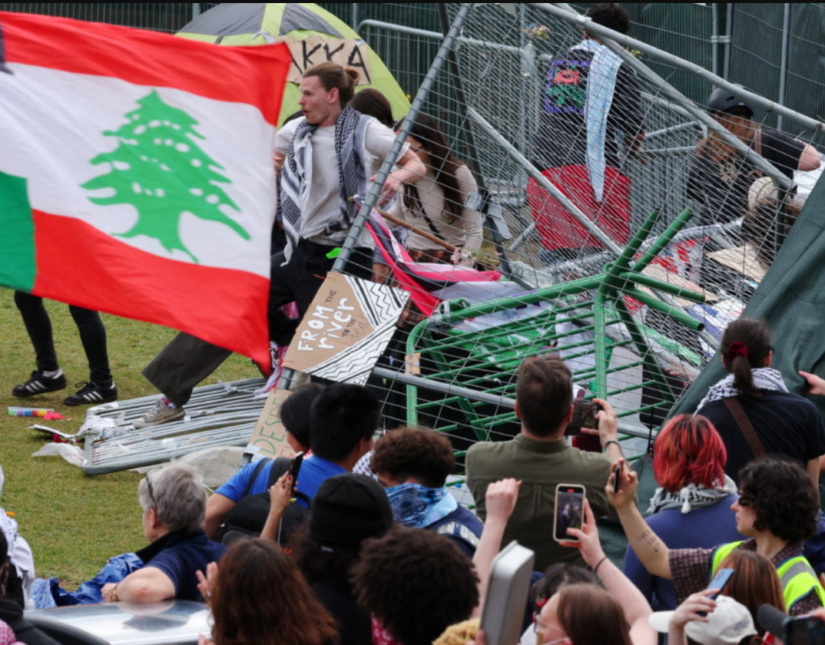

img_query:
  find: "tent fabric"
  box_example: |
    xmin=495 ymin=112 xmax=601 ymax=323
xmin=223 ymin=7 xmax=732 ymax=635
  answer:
xmin=671 ymin=175 xmax=825 ymax=419
xmin=177 ymin=3 xmax=410 ymax=125
xmin=177 ymin=3 xmax=266 ymax=36
xmin=279 ymin=3 xmax=343 ymax=37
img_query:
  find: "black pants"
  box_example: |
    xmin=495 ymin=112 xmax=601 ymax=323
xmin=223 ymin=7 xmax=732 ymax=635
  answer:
xmin=143 ymin=242 xmax=373 ymax=406
xmin=14 ymin=291 xmax=112 ymax=385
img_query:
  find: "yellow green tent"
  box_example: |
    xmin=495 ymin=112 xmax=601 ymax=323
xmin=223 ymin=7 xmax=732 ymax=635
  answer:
xmin=177 ymin=3 xmax=410 ymax=126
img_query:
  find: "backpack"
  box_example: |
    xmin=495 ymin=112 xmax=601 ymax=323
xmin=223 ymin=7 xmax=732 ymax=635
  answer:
xmin=217 ymin=457 xmax=311 ymax=545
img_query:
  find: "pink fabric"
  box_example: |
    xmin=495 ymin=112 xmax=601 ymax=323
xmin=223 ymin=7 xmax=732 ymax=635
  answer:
xmin=371 ymin=617 xmax=403 ymax=645
xmin=527 ymin=164 xmax=631 ymax=251
xmin=0 ymin=619 xmax=20 ymax=645
xmin=366 ymin=211 xmax=501 ymax=316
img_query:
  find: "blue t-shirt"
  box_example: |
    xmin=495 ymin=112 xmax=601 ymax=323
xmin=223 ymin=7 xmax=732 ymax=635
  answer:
xmin=216 ymin=456 xmax=347 ymax=508
xmin=428 ymin=505 xmax=484 ymax=559
xmin=622 ymin=495 xmax=744 ymax=611
xmin=143 ymin=530 xmax=226 ymax=602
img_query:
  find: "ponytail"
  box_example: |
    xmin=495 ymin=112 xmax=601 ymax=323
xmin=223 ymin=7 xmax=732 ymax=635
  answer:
xmin=720 ymin=319 xmax=773 ymax=398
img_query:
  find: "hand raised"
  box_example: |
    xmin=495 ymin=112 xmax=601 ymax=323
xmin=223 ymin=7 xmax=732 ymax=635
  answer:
xmin=485 ymin=479 xmax=521 ymax=523
xmin=559 ymin=498 xmax=605 ymax=568
xmin=606 ymin=459 xmax=637 ymax=511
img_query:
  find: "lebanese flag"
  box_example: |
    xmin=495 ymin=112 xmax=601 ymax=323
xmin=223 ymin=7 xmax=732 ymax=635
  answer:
xmin=0 ymin=12 xmax=291 ymax=366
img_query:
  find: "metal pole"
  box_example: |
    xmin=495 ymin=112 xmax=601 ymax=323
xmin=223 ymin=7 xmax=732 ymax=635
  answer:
xmin=777 ymin=3 xmax=791 ymax=132
xmin=724 ymin=3 xmax=734 ymax=81
xmin=436 ymin=3 xmax=525 ymax=287
xmin=374 ymin=366 xmax=515 ymax=410
xmin=351 ymin=3 xmax=360 ymax=32
xmin=467 ymin=107 xmax=623 ymax=254
xmin=712 ymin=3 xmax=720 ymax=78
xmin=536 ymin=2 xmax=824 ymax=135
xmin=540 ymin=5 xmax=794 ymax=190
xmin=192 ymin=3 xmax=201 ymax=18
xmin=332 ymin=4 xmax=474 ymax=273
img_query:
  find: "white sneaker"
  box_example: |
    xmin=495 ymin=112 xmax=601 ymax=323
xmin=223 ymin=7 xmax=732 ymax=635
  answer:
xmin=134 ymin=398 xmax=185 ymax=429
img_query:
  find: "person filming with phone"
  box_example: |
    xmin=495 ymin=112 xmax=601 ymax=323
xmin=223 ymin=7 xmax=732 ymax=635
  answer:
xmin=609 ymin=456 xmax=825 ymax=616
xmin=466 ymin=355 xmax=626 ymax=570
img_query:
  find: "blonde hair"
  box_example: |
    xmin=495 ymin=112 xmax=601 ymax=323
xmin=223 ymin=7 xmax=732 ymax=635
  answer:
xmin=303 ymin=62 xmax=359 ymax=106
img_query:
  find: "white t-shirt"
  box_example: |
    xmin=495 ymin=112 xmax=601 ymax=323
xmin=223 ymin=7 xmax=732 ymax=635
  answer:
xmin=275 ymin=115 xmax=407 ymax=248
xmin=386 ymin=163 xmax=483 ymax=254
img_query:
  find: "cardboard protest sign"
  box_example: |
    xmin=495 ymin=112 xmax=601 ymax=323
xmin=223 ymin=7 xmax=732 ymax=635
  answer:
xmin=284 ymin=272 xmax=409 ymax=385
xmin=245 ymin=388 xmax=296 ymax=460
xmin=281 ymin=36 xmax=372 ymax=85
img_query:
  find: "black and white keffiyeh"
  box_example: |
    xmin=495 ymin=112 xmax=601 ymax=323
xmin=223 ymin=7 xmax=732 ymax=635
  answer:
xmin=696 ymin=367 xmax=789 ymax=412
xmin=648 ymin=475 xmax=738 ymax=515
xmin=278 ymin=106 xmax=368 ymax=263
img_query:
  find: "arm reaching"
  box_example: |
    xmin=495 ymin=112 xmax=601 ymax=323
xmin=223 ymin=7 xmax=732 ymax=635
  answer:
xmin=472 ymin=479 xmax=521 ymax=618
xmin=800 ymin=370 xmax=825 ymax=396
xmin=607 ymin=459 xmax=672 ymax=580
xmin=378 ymin=148 xmax=425 ymax=206
xmin=561 ymin=498 xmax=656 ymax=644
xmin=260 ymin=472 xmax=293 ymax=543
xmin=666 ymin=589 xmax=717 ymax=645
xmin=581 ymin=398 xmax=623 ymax=463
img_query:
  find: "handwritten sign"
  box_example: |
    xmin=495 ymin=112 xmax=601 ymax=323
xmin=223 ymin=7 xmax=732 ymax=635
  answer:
xmin=245 ymin=389 xmax=296 ymax=460
xmin=284 ymin=272 xmax=409 ymax=385
xmin=280 ymin=36 xmax=372 ymax=85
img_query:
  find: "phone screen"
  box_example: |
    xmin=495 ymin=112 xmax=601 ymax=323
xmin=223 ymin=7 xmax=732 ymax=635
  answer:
xmin=554 ymin=485 xmax=585 ymax=541
xmin=613 ymin=463 xmax=622 ymax=493
xmin=569 ymin=401 xmax=601 ymax=430
xmin=288 ymin=452 xmax=305 ymax=493
xmin=707 ymin=568 xmax=735 ymax=600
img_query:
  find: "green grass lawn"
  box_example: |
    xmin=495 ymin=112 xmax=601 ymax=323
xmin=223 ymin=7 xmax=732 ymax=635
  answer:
xmin=0 ymin=287 xmax=255 ymax=587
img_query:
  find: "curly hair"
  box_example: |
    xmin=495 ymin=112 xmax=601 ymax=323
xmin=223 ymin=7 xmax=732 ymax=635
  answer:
xmin=586 ymin=3 xmax=631 ymax=35
xmin=738 ymin=459 xmax=819 ymax=544
xmin=653 ymin=414 xmax=727 ymax=492
xmin=370 ymin=427 xmax=455 ymax=488
xmin=211 ymin=538 xmax=338 ymax=645
xmin=352 ymin=527 xmax=479 ymax=645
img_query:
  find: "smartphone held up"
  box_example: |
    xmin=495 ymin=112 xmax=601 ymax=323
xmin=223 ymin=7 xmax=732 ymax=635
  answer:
xmin=554 ymin=484 xmax=585 ymax=542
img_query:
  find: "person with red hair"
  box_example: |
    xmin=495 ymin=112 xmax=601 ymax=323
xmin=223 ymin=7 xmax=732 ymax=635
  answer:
xmin=622 ymin=414 xmax=742 ymax=611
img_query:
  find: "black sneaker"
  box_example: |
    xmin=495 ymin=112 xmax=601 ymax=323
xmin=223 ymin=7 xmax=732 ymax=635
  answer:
xmin=64 ymin=381 xmax=118 ymax=406
xmin=12 ymin=370 xmax=67 ymax=398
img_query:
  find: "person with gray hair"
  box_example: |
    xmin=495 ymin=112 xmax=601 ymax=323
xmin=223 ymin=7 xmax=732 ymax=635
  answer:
xmin=100 ymin=464 xmax=225 ymax=604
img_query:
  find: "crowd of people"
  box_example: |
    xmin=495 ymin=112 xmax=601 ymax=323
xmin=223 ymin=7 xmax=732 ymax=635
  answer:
xmin=3 ymin=311 xmax=825 ymax=645
xmin=4 ymin=3 xmax=825 ymax=644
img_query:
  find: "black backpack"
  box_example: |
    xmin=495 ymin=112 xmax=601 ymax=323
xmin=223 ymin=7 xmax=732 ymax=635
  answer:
xmin=217 ymin=457 xmax=311 ymax=545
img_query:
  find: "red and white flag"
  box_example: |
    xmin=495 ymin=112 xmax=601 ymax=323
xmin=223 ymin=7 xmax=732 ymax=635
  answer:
xmin=0 ymin=12 xmax=291 ymax=365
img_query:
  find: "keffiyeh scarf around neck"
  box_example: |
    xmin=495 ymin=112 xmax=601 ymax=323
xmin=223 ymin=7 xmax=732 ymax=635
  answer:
xmin=278 ymin=105 xmax=368 ymax=263
xmin=578 ymin=39 xmax=623 ymax=203
xmin=648 ymin=475 xmax=738 ymax=515
xmin=696 ymin=367 xmax=789 ymax=412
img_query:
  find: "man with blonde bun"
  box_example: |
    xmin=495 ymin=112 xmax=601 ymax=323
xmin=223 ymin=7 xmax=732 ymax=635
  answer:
xmin=135 ymin=63 xmax=424 ymax=428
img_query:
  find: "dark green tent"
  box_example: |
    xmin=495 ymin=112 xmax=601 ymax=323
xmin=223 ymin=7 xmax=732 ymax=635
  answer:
xmin=672 ymin=176 xmax=825 ymax=418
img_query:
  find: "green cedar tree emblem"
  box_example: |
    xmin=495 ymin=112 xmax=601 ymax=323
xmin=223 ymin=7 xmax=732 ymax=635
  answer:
xmin=82 ymin=91 xmax=250 ymax=263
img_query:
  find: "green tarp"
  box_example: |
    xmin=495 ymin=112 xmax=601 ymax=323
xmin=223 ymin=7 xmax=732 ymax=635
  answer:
xmin=672 ymin=175 xmax=825 ymax=418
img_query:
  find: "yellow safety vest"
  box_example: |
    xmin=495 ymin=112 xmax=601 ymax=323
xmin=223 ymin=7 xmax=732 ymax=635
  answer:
xmin=710 ymin=541 xmax=825 ymax=611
